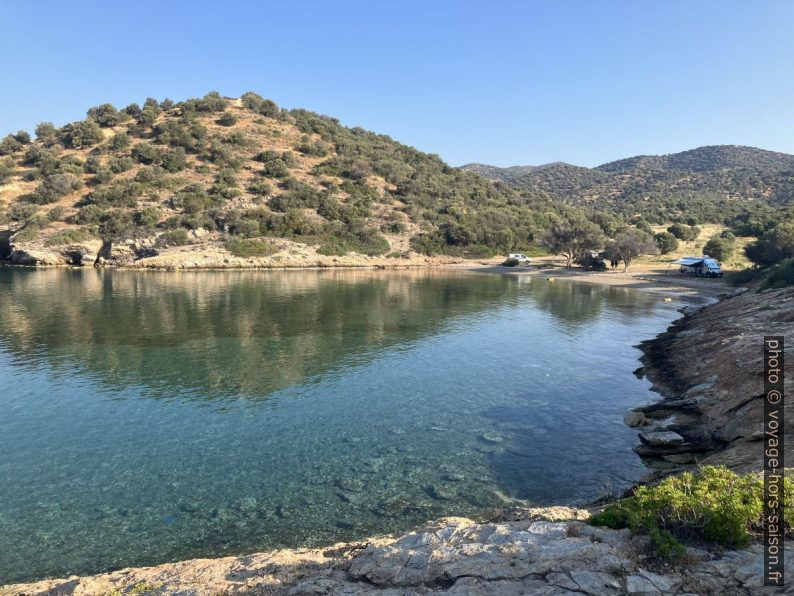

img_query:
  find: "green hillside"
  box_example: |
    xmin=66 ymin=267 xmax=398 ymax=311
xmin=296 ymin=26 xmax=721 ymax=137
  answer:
xmin=464 ymin=146 xmax=794 ymax=223
xmin=0 ymin=92 xmax=567 ymax=265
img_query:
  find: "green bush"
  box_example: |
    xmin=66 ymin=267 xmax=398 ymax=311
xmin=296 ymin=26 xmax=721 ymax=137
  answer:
xmin=726 ymin=267 xmax=764 ymax=286
xmin=703 ymin=234 xmax=735 ymax=261
xmin=59 ymin=120 xmax=104 ymax=148
xmin=44 ymin=227 xmax=95 ymax=246
xmin=0 ymin=157 xmax=15 ymax=183
xmin=317 ymin=226 xmax=389 ymax=256
xmin=134 ymin=166 xmax=166 ymax=184
xmin=667 ymin=223 xmax=699 ymax=241
xmin=86 ymin=180 xmax=144 ymax=208
xmin=14 ymin=217 xmax=47 ymax=242
xmin=133 ymin=207 xmax=163 ymax=228
xmin=745 ymin=222 xmax=794 ymax=267
xmin=155 ymin=229 xmax=191 ymax=248
xmin=760 ymin=258 xmax=794 ymax=290
xmin=255 ymin=150 xmax=294 ymax=178
xmin=464 ymin=244 xmax=498 ymax=258
xmin=161 ymin=147 xmax=188 ymax=172
xmin=70 ymin=204 xmax=104 ymax=224
xmin=108 ymin=156 xmax=134 ymax=173
xmin=131 ymin=142 xmax=161 ymax=164
xmin=47 ymin=206 xmax=66 ymax=221
xmin=296 ymin=136 xmax=330 ymax=157
xmin=654 ymin=231 xmax=679 ymax=254
xmin=153 ymin=120 xmax=207 ymax=153
xmin=240 ymin=92 xmax=281 ymax=118
xmin=381 ymin=220 xmax=407 ymax=234
xmin=31 ymin=173 xmax=83 ymax=204
xmin=0 ymin=131 xmax=30 ymax=155
xmin=109 ymin=132 xmax=131 ymax=151
xmin=225 ymin=237 xmax=278 ymax=257
xmin=180 ymin=91 xmax=227 ymax=114
xmin=169 ymin=184 xmax=214 ymax=215
xmin=590 ymin=466 xmax=793 ymax=558
xmin=92 ymin=168 xmax=114 ymax=185
xmin=248 ymin=180 xmax=273 ymax=197
xmin=87 ymin=103 xmax=128 ymax=127
xmin=124 ymin=103 xmax=142 ymax=117
xmin=83 ymin=156 xmax=102 ymax=174
xmin=35 ymin=122 xmax=59 ymax=146
xmin=0 ymin=134 xmax=23 ymax=155
xmin=216 ymin=112 xmax=238 ymax=127
xmin=98 ymin=209 xmax=133 ymax=242
xmin=10 ymin=204 xmax=39 ymax=221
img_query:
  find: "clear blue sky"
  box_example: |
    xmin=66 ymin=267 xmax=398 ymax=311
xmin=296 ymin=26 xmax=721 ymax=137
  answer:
xmin=1 ymin=0 xmax=792 ymax=167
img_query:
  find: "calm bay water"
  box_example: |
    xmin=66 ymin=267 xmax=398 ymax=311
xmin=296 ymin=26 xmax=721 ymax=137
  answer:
xmin=0 ymin=268 xmax=683 ymax=583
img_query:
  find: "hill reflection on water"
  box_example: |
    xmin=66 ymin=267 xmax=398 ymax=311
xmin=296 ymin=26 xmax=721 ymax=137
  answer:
xmin=0 ymin=267 xmax=677 ymax=584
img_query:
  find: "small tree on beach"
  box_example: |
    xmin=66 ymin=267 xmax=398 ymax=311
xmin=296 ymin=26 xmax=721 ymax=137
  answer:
xmin=542 ymin=216 xmax=604 ymax=268
xmin=606 ymin=229 xmax=659 ymax=271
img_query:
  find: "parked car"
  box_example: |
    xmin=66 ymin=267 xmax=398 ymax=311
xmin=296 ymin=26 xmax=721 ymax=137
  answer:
xmin=507 ymin=253 xmax=531 ymax=263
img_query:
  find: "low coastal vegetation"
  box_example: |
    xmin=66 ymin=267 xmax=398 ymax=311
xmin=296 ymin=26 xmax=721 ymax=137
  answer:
xmin=224 ymin=237 xmax=278 ymax=258
xmin=591 ymin=466 xmax=793 ymax=558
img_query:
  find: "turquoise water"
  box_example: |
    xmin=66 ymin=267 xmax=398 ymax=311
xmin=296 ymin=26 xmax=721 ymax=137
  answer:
xmin=0 ymin=268 xmax=682 ymax=584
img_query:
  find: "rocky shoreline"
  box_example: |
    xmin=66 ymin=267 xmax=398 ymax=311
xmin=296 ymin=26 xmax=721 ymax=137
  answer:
xmin=0 ymin=231 xmax=469 ymax=270
xmin=629 ymin=285 xmax=793 ymax=475
xmin=3 ymin=509 xmax=791 ymax=595
xmin=3 ymin=284 xmax=793 ymax=595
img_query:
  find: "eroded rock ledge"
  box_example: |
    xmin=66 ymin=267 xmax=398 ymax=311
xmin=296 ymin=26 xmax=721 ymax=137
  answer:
xmin=631 ymin=286 xmax=793 ymax=473
xmin=3 ymin=509 xmax=792 ymax=595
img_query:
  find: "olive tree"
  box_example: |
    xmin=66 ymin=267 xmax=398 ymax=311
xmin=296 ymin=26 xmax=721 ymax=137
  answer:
xmin=35 ymin=122 xmax=59 ymax=146
xmin=542 ymin=215 xmax=604 ymax=268
xmin=87 ymin=103 xmax=128 ymax=127
xmin=605 ymin=229 xmax=659 ymax=271
xmin=59 ymin=120 xmax=104 ymax=148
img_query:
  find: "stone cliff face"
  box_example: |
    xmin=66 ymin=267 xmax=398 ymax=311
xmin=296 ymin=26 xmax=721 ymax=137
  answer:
xmin=631 ymin=287 xmax=793 ymax=473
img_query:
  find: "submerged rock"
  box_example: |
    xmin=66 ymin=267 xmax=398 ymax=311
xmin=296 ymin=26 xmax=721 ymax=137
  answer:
xmin=638 ymin=430 xmax=685 ymax=447
xmin=623 ymin=411 xmax=651 ymax=428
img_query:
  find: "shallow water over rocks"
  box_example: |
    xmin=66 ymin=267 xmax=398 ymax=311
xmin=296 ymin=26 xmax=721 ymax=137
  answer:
xmin=0 ymin=268 xmax=681 ymax=583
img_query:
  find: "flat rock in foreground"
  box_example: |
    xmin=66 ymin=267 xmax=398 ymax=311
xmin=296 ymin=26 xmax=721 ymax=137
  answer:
xmin=3 ymin=511 xmax=791 ymax=595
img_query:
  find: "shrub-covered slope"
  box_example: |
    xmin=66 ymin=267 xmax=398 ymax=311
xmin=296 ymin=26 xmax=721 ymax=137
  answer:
xmin=464 ymin=145 xmax=794 ymax=223
xmin=0 ymin=92 xmax=562 ymax=267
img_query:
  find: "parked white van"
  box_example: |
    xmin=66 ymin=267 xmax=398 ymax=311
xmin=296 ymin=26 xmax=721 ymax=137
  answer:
xmin=508 ymin=253 xmax=531 ymax=263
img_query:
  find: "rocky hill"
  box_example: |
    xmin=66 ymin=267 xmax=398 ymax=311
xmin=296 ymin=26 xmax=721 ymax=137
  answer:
xmin=0 ymin=92 xmax=560 ymax=268
xmin=463 ymin=145 xmax=794 ymax=223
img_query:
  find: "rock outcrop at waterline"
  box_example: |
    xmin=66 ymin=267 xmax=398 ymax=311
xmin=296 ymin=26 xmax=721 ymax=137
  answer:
xmin=0 ymin=233 xmax=460 ymax=269
xmin=3 ymin=510 xmax=791 ymax=595
xmin=631 ymin=286 xmax=793 ymax=472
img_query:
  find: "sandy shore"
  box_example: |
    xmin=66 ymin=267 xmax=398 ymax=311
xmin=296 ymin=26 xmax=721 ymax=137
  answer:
xmin=445 ymin=259 xmax=732 ymax=300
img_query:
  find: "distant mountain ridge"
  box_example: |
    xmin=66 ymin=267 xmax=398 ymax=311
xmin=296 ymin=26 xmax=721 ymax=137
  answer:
xmin=462 ymin=145 xmax=794 ymax=220
xmin=596 ymin=145 xmax=794 ymax=174
xmin=461 ymin=162 xmax=568 ymax=182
